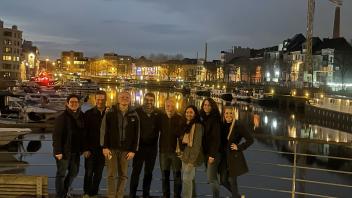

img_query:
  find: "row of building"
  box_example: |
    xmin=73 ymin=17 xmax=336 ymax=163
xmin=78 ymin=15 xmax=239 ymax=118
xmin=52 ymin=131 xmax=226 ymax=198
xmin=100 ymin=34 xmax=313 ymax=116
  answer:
xmin=1 ymin=19 xmax=352 ymax=91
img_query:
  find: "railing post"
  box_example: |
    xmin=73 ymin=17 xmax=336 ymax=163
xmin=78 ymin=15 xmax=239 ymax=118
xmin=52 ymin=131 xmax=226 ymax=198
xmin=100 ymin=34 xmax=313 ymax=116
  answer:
xmin=291 ymin=140 xmax=297 ymax=198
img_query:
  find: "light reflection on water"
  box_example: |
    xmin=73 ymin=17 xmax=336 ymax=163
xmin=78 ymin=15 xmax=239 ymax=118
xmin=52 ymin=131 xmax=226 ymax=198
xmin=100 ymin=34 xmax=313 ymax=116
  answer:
xmin=90 ymin=87 xmax=352 ymax=144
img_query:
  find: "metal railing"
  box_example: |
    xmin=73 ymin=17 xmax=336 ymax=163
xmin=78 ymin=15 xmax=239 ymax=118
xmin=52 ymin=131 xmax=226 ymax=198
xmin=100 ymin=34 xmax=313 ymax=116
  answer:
xmin=0 ymin=134 xmax=351 ymax=197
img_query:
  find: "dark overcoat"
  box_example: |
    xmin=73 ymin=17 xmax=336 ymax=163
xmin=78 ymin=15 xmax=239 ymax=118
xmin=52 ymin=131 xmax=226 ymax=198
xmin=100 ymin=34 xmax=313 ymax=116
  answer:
xmin=226 ymin=121 xmax=254 ymax=177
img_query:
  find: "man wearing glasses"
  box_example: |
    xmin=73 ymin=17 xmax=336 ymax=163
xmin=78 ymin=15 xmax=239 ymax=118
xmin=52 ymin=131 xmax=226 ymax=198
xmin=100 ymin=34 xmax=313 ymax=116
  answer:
xmin=53 ymin=94 xmax=89 ymax=198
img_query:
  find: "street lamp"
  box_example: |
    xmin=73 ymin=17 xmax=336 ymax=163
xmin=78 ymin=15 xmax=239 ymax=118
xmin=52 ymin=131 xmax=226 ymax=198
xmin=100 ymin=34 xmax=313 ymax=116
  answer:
xmin=45 ymin=58 xmax=49 ymax=71
xmin=67 ymin=61 xmax=71 ymax=72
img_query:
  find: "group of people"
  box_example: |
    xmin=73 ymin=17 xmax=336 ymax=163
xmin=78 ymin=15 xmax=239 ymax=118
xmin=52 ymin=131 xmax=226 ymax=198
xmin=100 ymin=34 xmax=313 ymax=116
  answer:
xmin=52 ymin=90 xmax=254 ymax=198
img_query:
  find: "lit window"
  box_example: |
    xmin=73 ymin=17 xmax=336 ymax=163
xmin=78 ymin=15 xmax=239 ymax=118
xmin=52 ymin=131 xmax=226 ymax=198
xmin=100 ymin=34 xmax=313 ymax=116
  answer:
xmin=3 ymin=47 xmax=11 ymax=53
xmin=3 ymin=40 xmax=12 ymax=45
xmin=2 ymin=56 xmax=12 ymax=61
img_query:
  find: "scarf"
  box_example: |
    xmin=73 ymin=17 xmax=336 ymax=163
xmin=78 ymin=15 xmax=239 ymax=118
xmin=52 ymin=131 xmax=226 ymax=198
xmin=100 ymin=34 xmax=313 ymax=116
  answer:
xmin=66 ymin=107 xmax=84 ymax=128
xmin=182 ymin=123 xmax=196 ymax=147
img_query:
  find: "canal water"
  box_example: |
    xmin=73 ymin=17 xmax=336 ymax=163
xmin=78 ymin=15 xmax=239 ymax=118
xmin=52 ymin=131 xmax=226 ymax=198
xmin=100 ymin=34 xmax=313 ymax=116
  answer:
xmin=1 ymin=87 xmax=351 ymax=197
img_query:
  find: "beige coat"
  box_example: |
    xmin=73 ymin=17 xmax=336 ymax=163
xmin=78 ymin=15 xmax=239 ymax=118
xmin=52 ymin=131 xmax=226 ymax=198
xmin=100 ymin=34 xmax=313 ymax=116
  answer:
xmin=181 ymin=123 xmax=204 ymax=166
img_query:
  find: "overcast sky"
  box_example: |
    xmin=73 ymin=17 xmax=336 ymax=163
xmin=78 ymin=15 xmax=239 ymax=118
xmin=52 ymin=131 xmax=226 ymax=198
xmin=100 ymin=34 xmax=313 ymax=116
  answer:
xmin=1 ymin=0 xmax=351 ymax=60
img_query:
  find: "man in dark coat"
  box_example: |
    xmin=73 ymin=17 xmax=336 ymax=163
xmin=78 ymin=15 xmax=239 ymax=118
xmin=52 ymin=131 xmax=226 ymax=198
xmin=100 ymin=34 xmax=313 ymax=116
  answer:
xmin=159 ymin=98 xmax=184 ymax=198
xmin=52 ymin=94 xmax=88 ymax=198
xmin=83 ymin=90 xmax=107 ymax=198
xmin=129 ymin=92 xmax=161 ymax=198
xmin=102 ymin=91 xmax=140 ymax=198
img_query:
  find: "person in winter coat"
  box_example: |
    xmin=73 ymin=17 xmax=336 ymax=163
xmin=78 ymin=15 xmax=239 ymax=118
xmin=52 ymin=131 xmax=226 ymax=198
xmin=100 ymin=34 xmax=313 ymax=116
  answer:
xmin=129 ymin=92 xmax=161 ymax=198
xmin=102 ymin=91 xmax=140 ymax=198
xmin=52 ymin=94 xmax=88 ymax=198
xmin=181 ymin=105 xmax=204 ymax=198
xmin=199 ymin=98 xmax=222 ymax=198
xmin=159 ymin=98 xmax=184 ymax=198
xmin=220 ymin=106 xmax=254 ymax=198
xmin=83 ymin=90 xmax=107 ymax=198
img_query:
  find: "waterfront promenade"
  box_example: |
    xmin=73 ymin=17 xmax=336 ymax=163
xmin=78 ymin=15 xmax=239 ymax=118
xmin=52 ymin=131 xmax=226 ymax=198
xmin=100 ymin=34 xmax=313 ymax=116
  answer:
xmin=1 ymin=96 xmax=351 ymax=197
xmin=1 ymin=132 xmax=351 ymax=198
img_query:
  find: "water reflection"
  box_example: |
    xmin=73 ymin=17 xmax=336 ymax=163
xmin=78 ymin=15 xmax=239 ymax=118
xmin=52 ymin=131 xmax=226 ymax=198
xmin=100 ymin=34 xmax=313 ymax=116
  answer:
xmin=1 ymin=88 xmax=351 ymax=197
xmin=92 ymin=88 xmax=352 ymax=145
xmin=89 ymin=88 xmax=352 ymax=192
xmin=240 ymin=102 xmax=352 ymax=143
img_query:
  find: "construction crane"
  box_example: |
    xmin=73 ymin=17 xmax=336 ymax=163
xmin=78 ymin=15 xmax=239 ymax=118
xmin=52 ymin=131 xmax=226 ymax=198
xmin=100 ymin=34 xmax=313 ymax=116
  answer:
xmin=305 ymin=0 xmax=343 ymax=86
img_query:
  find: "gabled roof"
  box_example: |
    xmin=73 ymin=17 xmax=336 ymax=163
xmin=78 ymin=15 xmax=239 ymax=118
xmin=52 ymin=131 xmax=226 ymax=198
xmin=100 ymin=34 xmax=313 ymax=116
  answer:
xmin=285 ymin=33 xmax=306 ymax=52
xmin=182 ymin=58 xmax=198 ymax=64
xmin=320 ymin=38 xmax=352 ymax=51
xmin=250 ymin=49 xmax=265 ymax=58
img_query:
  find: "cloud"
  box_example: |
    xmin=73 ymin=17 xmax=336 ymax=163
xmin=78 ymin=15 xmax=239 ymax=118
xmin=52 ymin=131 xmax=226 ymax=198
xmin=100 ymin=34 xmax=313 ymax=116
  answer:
xmin=1 ymin=0 xmax=351 ymax=60
xmin=141 ymin=24 xmax=192 ymax=35
xmin=25 ymin=33 xmax=80 ymax=45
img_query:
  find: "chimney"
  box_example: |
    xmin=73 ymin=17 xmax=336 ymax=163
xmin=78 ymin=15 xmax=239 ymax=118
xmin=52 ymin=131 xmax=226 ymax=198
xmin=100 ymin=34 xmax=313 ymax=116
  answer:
xmin=204 ymin=42 xmax=208 ymax=62
xmin=333 ymin=6 xmax=341 ymax=38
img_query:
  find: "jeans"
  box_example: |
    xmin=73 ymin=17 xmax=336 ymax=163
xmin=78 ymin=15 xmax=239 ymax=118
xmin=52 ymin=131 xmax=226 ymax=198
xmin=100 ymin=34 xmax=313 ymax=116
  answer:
xmin=182 ymin=162 xmax=196 ymax=198
xmin=129 ymin=145 xmax=157 ymax=197
xmin=83 ymin=148 xmax=105 ymax=196
xmin=55 ymin=152 xmax=80 ymax=198
xmin=159 ymin=152 xmax=182 ymax=198
xmin=205 ymin=153 xmax=221 ymax=198
xmin=107 ymin=149 xmax=129 ymax=198
xmin=229 ymin=176 xmax=241 ymax=198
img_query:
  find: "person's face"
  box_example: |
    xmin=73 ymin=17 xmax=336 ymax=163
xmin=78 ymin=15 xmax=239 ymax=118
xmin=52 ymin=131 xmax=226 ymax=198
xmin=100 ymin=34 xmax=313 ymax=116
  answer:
xmin=118 ymin=92 xmax=131 ymax=106
xmin=144 ymin=95 xmax=155 ymax=109
xmin=95 ymin=94 xmax=106 ymax=109
xmin=224 ymin=108 xmax=234 ymax=123
xmin=67 ymin=97 xmax=80 ymax=112
xmin=165 ymin=100 xmax=175 ymax=114
xmin=203 ymin=100 xmax=212 ymax=114
xmin=185 ymin=108 xmax=196 ymax=122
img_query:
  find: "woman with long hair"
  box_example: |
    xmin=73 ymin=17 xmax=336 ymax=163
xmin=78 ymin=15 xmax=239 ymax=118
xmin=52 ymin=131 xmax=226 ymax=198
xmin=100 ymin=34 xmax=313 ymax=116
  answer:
xmin=181 ymin=105 xmax=204 ymax=198
xmin=221 ymin=106 xmax=254 ymax=198
xmin=199 ymin=98 xmax=222 ymax=197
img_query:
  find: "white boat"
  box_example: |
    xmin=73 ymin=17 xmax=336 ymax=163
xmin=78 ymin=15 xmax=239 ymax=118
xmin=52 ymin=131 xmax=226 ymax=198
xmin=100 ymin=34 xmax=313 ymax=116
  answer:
xmin=250 ymin=91 xmax=276 ymax=106
xmin=211 ymin=89 xmax=226 ymax=97
xmin=3 ymin=96 xmax=59 ymax=122
xmin=0 ymin=128 xmax=31 ymax=146
xmin=232 ymin=89 xmax=252 ymax=102
xmin=24 ymin=93 xmax=67 ymax=104
xmin=61 ymin=80 xmax=100 ymax=93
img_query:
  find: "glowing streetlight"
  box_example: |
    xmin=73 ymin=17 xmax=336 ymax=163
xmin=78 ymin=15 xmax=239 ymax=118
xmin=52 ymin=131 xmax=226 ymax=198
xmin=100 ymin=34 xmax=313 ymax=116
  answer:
xmin=305 ymin=92 xmax=310 ymax=98
xmin=66 ymin=61 xmax=71 ymax=71
xmin=45 ymin=58 xmax=49 ymax=70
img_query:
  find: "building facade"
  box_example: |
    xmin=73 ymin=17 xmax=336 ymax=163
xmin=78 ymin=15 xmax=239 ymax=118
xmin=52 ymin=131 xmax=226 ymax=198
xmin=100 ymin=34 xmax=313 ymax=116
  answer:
xmin=0 ymin=19 xmax=22 ymax=80
xmin=22 ymin=40 xmax=40 ymax=79
xmin=61 ymin=50 xmax=88 ymax=73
